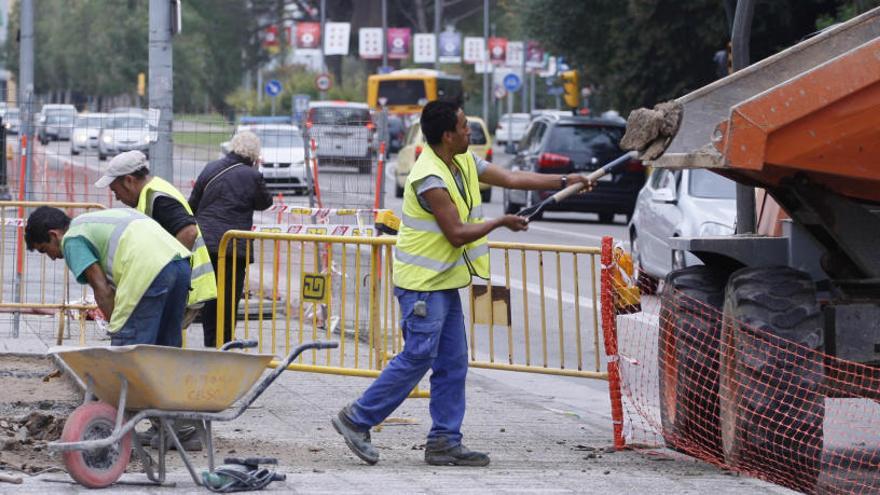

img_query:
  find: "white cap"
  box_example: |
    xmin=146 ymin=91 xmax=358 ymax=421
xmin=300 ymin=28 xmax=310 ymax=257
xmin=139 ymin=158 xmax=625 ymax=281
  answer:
xmin=94 ymin=151 xmax=149 ymax=188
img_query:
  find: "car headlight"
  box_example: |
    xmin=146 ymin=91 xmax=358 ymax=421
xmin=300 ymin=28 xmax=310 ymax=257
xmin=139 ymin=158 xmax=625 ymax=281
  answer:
xmin=698 ymin=222 xmax=735 ymax=237
xmin=102 ymin=134 xmax=113 ymax=144
xmin=143 ymin=134 xmax=150 ymax=143
xmin=74 ymin=132 xmax=87 ymax=143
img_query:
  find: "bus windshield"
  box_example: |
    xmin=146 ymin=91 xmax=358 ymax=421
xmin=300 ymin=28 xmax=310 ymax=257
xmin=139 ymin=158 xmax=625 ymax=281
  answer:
xmin=377 ymin=80 xmax=427 ymax=106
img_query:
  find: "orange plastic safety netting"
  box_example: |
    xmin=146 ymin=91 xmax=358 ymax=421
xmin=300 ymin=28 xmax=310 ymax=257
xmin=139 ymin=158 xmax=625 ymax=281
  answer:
xmin=600 ymin=237 xmax=880 ymax=495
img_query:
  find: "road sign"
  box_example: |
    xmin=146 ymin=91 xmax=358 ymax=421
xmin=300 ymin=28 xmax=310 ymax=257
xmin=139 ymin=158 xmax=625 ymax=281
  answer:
xmin=265 ymin=79 xmax=282 ymax=97
xmin=494 ymin=86 xmax=507 ymax=99
xmin=547 ymin=86 xmax=564 ymax=96
xmin=503 ymin=73 xmax=522 ymax=93
xmin=315 ymin=73 xmax=332 ymax=92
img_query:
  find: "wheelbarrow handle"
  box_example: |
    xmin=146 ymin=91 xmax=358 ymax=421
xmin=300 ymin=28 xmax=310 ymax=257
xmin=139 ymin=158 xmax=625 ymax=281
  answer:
xmin=220 ymin=339 xmax=259 ymax=351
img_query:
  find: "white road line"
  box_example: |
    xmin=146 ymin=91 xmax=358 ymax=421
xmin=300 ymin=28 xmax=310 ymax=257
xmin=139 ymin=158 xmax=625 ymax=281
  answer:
xmin=489 ymin=274 xmax=596 ymax=309
xmin=525 ymin=223 xmax=606 ymax=242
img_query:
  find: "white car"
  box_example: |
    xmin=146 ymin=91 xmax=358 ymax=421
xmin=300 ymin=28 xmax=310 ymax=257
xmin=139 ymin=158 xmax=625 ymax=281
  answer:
xmin=628 ymin=168 xmax=737 ymax=281
xmin=98 ymin=113 xmax=152 ymax=161
xmin=252 ymin=125 xmax=309 ymax=194
xmin=70 ymin=113 xmax=108 ymax=155
xmin=494 ymin=113 xmax=531 ymax=145
xmin=306 ymin=101 xmax=374 ymax=173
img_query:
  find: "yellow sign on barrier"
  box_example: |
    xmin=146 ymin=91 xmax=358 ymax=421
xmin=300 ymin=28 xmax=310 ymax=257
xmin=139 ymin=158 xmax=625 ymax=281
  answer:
xmin=301 ymin=272 xmax=330 ymax=303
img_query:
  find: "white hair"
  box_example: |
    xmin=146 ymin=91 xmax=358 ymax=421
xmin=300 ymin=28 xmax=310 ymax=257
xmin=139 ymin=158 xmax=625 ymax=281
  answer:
xmin=230 ymin=130 xmax=261 ymax=162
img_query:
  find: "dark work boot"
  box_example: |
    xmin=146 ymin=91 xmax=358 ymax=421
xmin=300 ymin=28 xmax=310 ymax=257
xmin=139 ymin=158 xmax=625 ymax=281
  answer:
xmin=425 ymin=437 xmax=490 ymax=467
xmin=331 ymin=405 xmax=379 ymax=465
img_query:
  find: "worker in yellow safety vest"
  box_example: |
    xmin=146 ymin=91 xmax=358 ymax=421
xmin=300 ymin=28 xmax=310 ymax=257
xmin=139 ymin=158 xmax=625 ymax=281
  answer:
xmin=95 ymin=150 xmax=217 ymax=328
xmin=331 ymin=100 xmax=593 ymax=467
xmin=25 ymin=207 xmax=192 ymax=346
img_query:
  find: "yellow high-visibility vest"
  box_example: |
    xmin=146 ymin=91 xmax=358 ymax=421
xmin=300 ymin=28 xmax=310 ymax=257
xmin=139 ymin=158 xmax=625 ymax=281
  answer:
xmin=136 ymin=176 xmax=217 ymax=306
xmin=393 ymin=145 xmax=489 ymax=291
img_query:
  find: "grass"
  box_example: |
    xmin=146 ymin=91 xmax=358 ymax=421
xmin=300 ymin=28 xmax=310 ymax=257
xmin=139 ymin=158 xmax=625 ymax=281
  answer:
xmin=175 ymin=113 xmax=231 ymax=126
xmin=172 ymin=131 xmax=228 ymax=147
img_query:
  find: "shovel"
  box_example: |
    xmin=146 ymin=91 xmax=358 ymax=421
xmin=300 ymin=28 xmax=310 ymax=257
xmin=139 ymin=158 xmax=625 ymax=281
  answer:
xmin=516 ymin=151 xmax=639 ymax=221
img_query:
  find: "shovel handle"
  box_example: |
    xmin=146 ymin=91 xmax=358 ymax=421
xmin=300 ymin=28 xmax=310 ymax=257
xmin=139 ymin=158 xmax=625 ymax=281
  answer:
xmin=546 ymin=151 xmax=639 ymax=203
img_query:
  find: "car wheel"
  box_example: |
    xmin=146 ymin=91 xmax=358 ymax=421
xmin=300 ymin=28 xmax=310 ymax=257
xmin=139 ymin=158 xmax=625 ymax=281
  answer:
xmin=503 ymin=189 xmax=521 ymax=214
xmin=71 ymin=148 xmax=79 ymax=156
xmin=598 ymin=212 xmax=615 ymax=224
xmin=480 ymin=188 xmax=491 ymax=203
xmin=98 ymin=153 xmax=107 ymax=161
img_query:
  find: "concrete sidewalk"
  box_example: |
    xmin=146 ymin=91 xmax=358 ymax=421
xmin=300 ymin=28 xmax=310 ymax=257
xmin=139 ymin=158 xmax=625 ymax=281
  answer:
xmin=0 ymin=319 xmax=795 ymax=494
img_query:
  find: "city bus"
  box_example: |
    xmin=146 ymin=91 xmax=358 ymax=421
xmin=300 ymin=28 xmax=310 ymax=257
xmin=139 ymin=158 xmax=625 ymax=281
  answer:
xmin=367 ymin=69 xmax=464 ymax=115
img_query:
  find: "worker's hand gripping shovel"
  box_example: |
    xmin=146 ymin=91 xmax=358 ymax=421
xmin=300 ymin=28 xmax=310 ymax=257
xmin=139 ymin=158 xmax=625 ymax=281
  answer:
xmin=516 ymin=151 xmax=639 ymax=221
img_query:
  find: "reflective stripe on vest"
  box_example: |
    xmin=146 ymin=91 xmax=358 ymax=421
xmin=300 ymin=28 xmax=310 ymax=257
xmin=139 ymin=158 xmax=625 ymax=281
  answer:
xmin=63 ymin=209 xmax=191 ymax=333
xmin=136 ymin=177 xmax=218 ymax=306
xmin=393 ymin=146 xmax=489 ymax=291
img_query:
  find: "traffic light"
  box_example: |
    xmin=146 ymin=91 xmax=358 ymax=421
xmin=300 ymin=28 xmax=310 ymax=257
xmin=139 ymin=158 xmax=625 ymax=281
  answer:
xmin=560 ymin=70 xmax=580 ymax=109
xmin=137 ymin=72 xmax=146 ymax=97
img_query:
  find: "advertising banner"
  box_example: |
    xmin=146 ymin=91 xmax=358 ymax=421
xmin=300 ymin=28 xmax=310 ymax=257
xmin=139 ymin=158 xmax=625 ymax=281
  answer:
xmin=463 ymin=36 xmax=485 ymax=64
xmin=359 ymin=28 xmax=383 ymax=59
xmin=437 ymin=30 xmax=462 ymax=63
xmin=413 ymin=33 xmax=436 ymax=63
xmin=323 ymin=22 xmax=350 ymax=55
xmin=387 ymin=28 xmax=411 ymax=60
xmin=295 ymin=22 xmax=321 ymax=49
xmin=488 ymin=37 xmax=507 ymax=65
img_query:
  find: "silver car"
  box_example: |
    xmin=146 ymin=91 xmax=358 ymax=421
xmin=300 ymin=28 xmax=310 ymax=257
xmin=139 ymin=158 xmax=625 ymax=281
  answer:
xmin=306 ymin=101 xmax=373 ymax=173
xmin=494 ymin=113 xmax=530 ymax=145
xmin=70 ymin=113 xmax=107 ymax=155
xmin=628 ymin=168 xmax=737 ymax=281
xmin=98 ymin=113 xmax=152 ymax=161
xmin=252 ymin=125 xmax=309 ymax=194
xmin=3 ymin=108 xmax=20 ymax=134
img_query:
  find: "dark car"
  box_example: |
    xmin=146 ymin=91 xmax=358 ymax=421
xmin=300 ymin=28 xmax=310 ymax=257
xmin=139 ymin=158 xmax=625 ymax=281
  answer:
xmin=503 ymin=114 xmax=646 ymax=223
xmin=386 ymin=115 xmax=406 ymax=154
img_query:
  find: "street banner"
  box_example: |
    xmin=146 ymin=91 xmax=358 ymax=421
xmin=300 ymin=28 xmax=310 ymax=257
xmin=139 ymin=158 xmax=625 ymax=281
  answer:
xmin=463 ymin=36 xmax=485 ymax=63
xmin=324 ymin=22 xmax=350 ymax=55
xmin=295 ymin=22 xmax=321 ymax=49
xmin=488 ymin=37 xmax=507 ymax=65
xmin=474 ymin=61 xmax=493 ymax=74
xmin=263 ymin=25 xmax=279 ymax=49
xmin=526 ymin=41 xmax=544 ymax=69
xmin=437 ymin=30 xmax=462 ymax=63
xmin=506 ymin=41 xmax=524 ymax=67
xmin=413 ymin=33 xmax=436 ymax=63
xmin=359 ymin=28 xmax=384 ymax=59
xmin=387 ymin=28 xmax=411 ymax=60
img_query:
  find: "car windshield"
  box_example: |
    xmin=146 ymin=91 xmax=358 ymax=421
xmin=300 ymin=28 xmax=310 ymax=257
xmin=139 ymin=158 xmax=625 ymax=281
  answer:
xmin=109 ymin=116 xmax=146 ymax=129
xmin=689 ymin=169 xmax=737 ymax=199
xmin=468 ymin=121 xmax=487 ymax=145
xmin=309 ymin=107 xmax=371 ymax=126
xmin=47 ymin=114 xmax=74 ymax=125
xmin=546 ymin=125 xmax=622 ymax=154
xmin=378 ymin=80 xmax=427 ymax=106
xmin=76 ymin=116 xmax=104 ymax=128
xmin=255 ymin=129 xmax=303 ymax=148
xmin=5 ymin=110 xmax=18 ymax=119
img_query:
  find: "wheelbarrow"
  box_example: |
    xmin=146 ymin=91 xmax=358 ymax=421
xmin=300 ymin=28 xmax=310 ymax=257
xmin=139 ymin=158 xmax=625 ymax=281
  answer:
xmin=47 ymin=340 xmax=337 ymax=488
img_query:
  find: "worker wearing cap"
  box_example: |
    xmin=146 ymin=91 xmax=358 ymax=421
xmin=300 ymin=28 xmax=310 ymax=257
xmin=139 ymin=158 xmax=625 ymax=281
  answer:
xmin=25 ymin=206 xmax=192 ymax=346
xmin=95 ymin=151 xmax=217 ymax=328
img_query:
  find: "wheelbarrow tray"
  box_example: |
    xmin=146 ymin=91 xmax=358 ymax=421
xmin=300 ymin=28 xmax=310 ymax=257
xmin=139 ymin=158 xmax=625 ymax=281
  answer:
xmin=50 ymin=345 xmax=274 ymax=412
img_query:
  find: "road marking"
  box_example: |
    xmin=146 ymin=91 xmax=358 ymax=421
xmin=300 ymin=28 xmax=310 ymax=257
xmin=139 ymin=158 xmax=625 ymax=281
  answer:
xmin=525 ymin=223 xmax=606 ymax=242
xmin=489 ymin=274 xmax=596 ymax=309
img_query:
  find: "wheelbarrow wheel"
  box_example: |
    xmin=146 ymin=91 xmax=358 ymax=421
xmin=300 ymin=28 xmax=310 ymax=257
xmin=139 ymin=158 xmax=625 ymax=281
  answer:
xmin=61 ymin=401 xmax=132 ymax=488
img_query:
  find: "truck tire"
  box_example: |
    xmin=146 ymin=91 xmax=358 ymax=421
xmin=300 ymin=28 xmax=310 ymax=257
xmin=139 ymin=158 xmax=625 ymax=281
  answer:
xmin=720 ymin=266 xmax=824 ymax=493
xmin=658 ymin=265 xmax=728 ymax=459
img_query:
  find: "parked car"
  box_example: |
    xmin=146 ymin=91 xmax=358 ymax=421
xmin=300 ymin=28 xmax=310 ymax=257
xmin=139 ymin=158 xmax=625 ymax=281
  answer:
xmin=251 ymin=124 xmax=309 ymax=194
xmin=3 ymin=108 xmax=20 ymax=134
xmin=628 ymin=167 xmax=737 ymax=281
xmin=98 ymin=113 xmax=151 ymax=160
xmin=70 ymin=113 xmax=108 ymax=155
xmin=306 ymin=101 xmax=373 ymax=173
xmin=495 ymin=113 xmax=531 ymax=145
xmin=503 ymin=114 xmax=646 ymax=222
xmin=38 ymin=112 xmax=76 ymax=144
xmin=395 ymin=116 xmax=494 ymax=201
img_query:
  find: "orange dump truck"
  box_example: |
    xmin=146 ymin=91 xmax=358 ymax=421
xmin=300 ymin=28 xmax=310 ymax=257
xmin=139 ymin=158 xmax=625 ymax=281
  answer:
xmin=626 ymin=7 xmax=880 ymax=493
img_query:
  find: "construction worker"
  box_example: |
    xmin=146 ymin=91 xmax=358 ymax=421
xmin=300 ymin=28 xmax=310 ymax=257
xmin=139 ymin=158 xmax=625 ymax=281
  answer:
xmin=331 ymin=100 xmax=593 ymax=466
xmin=25 ymin=206 xmax=192 ymax=346
xmin=94 ymin=150 xmax=217 ymax=328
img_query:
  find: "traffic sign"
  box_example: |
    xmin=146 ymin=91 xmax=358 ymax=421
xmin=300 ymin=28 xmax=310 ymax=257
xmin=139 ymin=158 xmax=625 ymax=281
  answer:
xmin=265 ymin=79 xmax=282 ymax=97
xmin=293 ymin=94 xmax=310 ymax=121
xmin=503 ymin=73 xmax=522 ymax=93
xmin=315 ymin=73 xmax=332 ymax=92
xmin=547 ymin=86 xmax=564 ymax=96
xmin=494 ymin=86 xmax=507 ymax=99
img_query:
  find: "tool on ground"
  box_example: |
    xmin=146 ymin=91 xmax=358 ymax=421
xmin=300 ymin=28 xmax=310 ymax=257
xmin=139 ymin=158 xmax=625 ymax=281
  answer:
xmin=516 ymin=151 xmax=639 ymax=221
xmin=202 ymin=457 xmax=285 ymax=493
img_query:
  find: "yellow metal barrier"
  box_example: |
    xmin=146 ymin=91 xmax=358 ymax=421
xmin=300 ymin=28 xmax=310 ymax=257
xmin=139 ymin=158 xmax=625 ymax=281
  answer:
xmin=0 ymin=201 xmax=106 ymax=345
xmin=215 ymin=230 xmax=606 ymax=385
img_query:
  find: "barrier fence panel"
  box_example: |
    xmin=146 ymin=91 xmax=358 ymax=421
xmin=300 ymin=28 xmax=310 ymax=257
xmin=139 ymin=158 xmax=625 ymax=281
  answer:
xmin=0 ymin=201 xmax=106 ymax=345
xmin=214 ymin=230 xmax=608 ymax=385
xmin=602 ymin=236 xmax=880 ymax=495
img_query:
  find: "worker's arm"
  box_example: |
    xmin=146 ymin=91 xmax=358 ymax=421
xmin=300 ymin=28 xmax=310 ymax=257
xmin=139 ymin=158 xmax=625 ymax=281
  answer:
xmin=175 ymin=224 xmax=198 ymax=251
xmin=82 ymin=263 xmax=115 ymax=320
xmin=423 ymin=188 xmax=528 ymax=248
xmin=478 ymin=163 xmax=593 ymax=191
